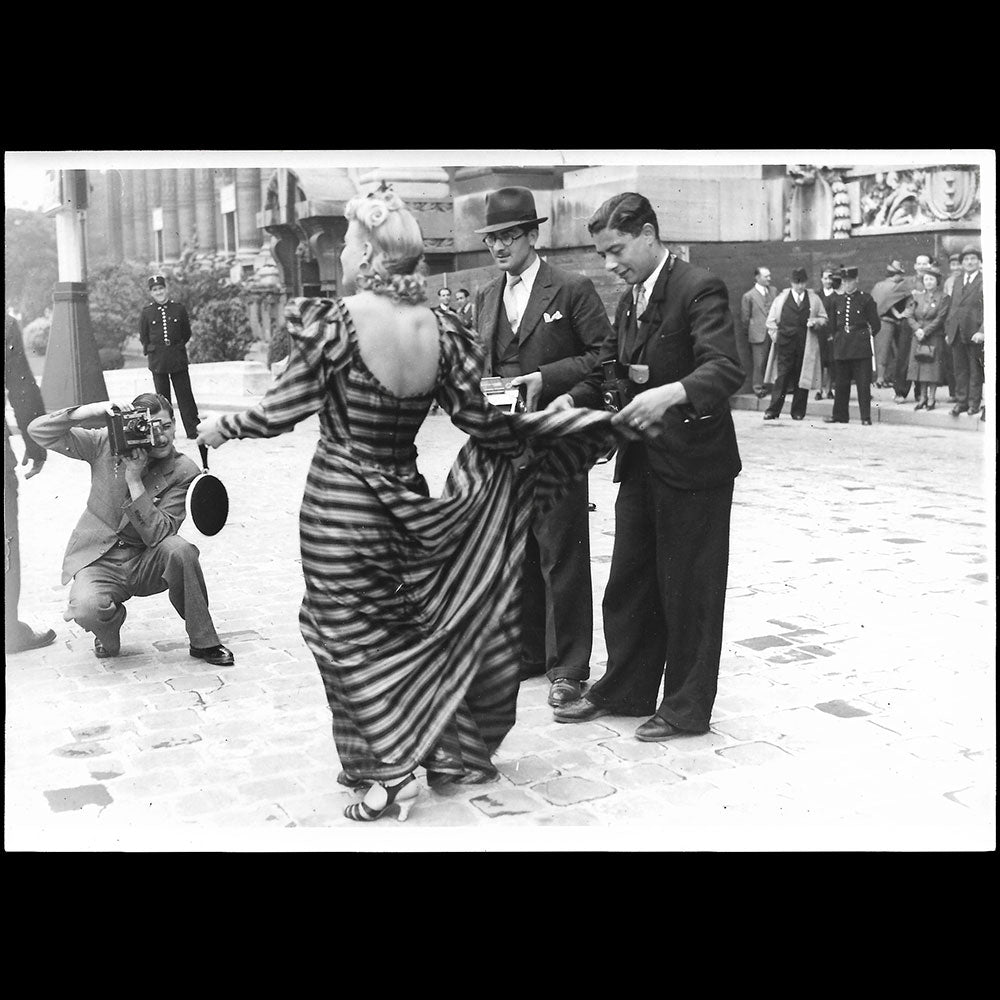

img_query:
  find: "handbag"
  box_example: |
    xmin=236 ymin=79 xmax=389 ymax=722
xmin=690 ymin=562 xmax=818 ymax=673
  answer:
xmin=914 ymin=343 xmax=937 ymax=362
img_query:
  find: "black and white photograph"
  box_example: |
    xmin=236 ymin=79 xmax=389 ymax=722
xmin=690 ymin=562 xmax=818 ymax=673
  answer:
xmin=4 ymin=150 xmax=994 ymax=852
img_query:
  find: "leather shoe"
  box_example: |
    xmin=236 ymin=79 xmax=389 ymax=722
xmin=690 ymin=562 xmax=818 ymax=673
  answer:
xmin=967 ymin=405 xmax=982 ymax=416
xmin=861 ymin=418 xmax=872 ymax=425
xmin=6 ymin=625 xmax=57 ymax=654
xmin=762 ymin=412 xmax=778 ymax=420
xmin=189 ymin=644 xmax=235 ymax=666
xmin=791 ymin=415 xmax=804 ymax=421
xmin=553 ymin=697 xmax=610 ymax=724
xmin=93 ymin=605 xmax=126 ymax=658
xmin=823 ymin=417 xmax=847 ymax=424
xmin=548 ymin=678 xmax=582 ymax=707
xmin=950 ymin=404 xmax=967 ymax=416
xmin=634 ymin=715 xmax=709 ymax=743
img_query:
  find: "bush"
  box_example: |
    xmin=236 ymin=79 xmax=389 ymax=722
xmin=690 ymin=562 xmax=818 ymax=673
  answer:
xmin=23 ymin=313 xmax=51 ymax=356
xmin=87 ymin=261 xmax=150 ymax=362
xmin=188 ymin=297 xmax=255 ymax=363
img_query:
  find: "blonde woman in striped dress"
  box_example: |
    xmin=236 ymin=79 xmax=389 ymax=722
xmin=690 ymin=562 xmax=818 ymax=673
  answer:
xmin=198 ymin=189 xmax=614 ymax=823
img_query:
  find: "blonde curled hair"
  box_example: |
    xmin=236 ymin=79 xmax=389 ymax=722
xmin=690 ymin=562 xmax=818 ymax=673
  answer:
xmin=345 ymin=188 xmax=427 ymax=305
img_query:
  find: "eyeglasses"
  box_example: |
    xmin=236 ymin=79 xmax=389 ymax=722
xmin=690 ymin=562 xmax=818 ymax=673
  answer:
xmin=482 ymin=230 xmax=525 ymax=249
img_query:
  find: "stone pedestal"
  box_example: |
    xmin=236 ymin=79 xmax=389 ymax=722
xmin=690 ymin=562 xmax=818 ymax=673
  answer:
xmin=42 ymin=283 xmax=108 ymax=409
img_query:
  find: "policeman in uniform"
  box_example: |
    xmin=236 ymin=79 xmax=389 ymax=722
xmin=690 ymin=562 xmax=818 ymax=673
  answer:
xmin=139 ymin=275 xmax=200 ymax=439
xmin=824 ymin=266 xmax=881 ymax=425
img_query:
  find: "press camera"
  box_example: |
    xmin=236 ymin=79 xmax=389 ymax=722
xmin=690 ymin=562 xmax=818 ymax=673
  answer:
xmin=105 ymin=405 xmax=167 ymax=456
xmin=601 ymin=360 xmax=633 ymax=413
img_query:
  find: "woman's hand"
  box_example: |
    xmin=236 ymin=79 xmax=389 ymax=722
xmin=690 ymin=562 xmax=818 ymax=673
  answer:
xmin=915 ymin=329 xmax=925 ymax=341
xmin=197 ymin=417 xmax=228 ymax=449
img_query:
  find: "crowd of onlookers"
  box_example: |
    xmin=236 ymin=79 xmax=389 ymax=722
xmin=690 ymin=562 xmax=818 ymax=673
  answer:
xmin=739 ymin=246 xmax=986 ymax=424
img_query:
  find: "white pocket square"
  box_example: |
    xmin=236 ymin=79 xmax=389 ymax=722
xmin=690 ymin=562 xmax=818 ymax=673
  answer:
xmin=543 ymin=310 xmax=563 ymax=323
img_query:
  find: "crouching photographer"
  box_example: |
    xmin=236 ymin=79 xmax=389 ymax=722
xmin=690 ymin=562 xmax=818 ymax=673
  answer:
xmin=27 ymin=393 xmax=234 ymax=665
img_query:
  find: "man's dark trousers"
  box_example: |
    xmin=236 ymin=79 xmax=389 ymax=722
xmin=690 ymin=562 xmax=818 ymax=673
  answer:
xmin=832 ymin=358 xmax=873 ymax=422
xmin=153 ymin=370 xmax=200 ymax=438
xmin=766 ymin=336 xmax=809 ymax=419
xmin=892 ymin=323 xmax=914 ymax=398
xmin=951 ymin=338 xmax=984 ymax=411
xmin=519 ymin=476 xmax=592 ymax=681
xmin=586 ymin=449 xmax=733 ymax=731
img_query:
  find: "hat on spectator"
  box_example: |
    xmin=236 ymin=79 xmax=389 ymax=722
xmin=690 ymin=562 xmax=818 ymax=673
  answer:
xmin=474 ymin=187 xmax=548 ymax=234
xmin=842 ymin=266 xmax=859 ymax=280
xmin=148 ymin=275 xmax=167 ymax=290
xmin=960 ymin=244 xmax=982 ymax=261
xmin=948 ymin=252 xmax=962 ymax=262
xmin=791 ymin=267 xmax=808 ymax=283
xmin=923 ymin=265 xmax=943 ymax=280
xmin=886 ymin=260 xmax=905 ymax=275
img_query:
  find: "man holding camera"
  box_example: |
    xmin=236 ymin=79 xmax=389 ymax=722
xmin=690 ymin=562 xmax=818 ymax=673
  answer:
xmin=547 ymin=192 xmax=743 ymax=742
xmin=27 ymin=393 xmax=233 ymax=665
xmin=474 ymin=186 xmax=611 ymax=707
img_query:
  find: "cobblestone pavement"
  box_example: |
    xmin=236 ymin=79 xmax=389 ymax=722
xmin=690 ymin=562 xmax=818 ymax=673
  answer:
xmin=5 ymin=409 xmax=994 ymax=851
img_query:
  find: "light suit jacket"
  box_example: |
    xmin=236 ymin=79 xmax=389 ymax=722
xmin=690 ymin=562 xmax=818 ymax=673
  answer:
xmin=740 ymin=285 xmax=777 ymax=344
xmin=27 ymin=408 xmax=200 ymax=584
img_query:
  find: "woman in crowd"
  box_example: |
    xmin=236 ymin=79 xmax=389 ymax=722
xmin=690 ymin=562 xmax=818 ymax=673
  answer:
xmin=905 ymin=264 xmax=948 ymax=410
xmin=198 ymin=189 xmax=613 ymax=823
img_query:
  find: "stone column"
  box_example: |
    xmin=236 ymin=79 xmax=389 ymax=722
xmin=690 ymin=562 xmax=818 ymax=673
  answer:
xmin=132 ymin=171 xmax=151 ymax=263
xmin=121 ymin=171 xmax=136 ymax=260
xmin=160 ymin=169 xmax=180 ymax=261
xmin=177 ymin=169 xmax=196 ymax=256
xmin=106 ymin=170 xmax=124 ymax=262
xmin=194 ymin=168 xmax=217 ymax=255
xmin=236 ymin=167 xmax=262 ymax=257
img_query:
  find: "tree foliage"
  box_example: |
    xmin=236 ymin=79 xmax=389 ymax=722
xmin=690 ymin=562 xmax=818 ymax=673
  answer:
xmin=87 ymin=260 xmax=150 ymax=360
xmin=5 ymin=209 xmax=58 ymax=322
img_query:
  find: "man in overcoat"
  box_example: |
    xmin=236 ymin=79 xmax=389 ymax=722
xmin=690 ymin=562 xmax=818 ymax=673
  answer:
xmin=945 ymin=245 xmax=985 ymax=417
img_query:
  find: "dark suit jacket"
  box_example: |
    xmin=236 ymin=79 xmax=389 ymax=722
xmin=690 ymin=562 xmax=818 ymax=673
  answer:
xmin=139 ymin=299 xmax=192 ymax=373
xmin=27 ymin=408 xmax=200 ymax=584
xmin=474 ymin=259 xmax=612 ymax=407
xmin=569 ymin=256 xmax=744 ymax=490
xmin=5 ymin=315 xmax=46 ymax=476
xmin=944 ymin=272 xmax=984 ymax=345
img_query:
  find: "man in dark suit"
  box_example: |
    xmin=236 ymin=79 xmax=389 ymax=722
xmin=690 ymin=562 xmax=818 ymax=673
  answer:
xmin=27 ymin=392 xmax=234 ymax=665
xmin=139 ymin=275 xmax=200 ymax=439
xmin=549 ymin=192 xmax=744 ymax=741
xmin=5 ymin=314 xmax=56 ymax=653
xmin=824 ymin=266 xmax=881 ymax=425
xmin=474 ymin=186 xmax=611 ymax=707
xmin=816 ymin=266 xmax=841 ymax=399
xmin=454 ymin=288 xmax=474 ymax=328
xmin=945 ymin=244 xmax=985 ymax=417
xmin=739 ymin=266 xmax=776 ymax=397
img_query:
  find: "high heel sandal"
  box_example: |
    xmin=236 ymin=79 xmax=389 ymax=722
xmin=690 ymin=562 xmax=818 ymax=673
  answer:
xmin=343 ymin=774 xmax=419 ymax=822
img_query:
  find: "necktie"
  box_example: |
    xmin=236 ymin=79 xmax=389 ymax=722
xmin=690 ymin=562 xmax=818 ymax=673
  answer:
xmin=504 ymin=274 xmax=522 ymax=331
xmin=636 ymin=283 xmax=647 ymax=321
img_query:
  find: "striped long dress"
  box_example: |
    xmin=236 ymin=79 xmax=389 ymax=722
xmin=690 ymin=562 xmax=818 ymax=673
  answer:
xmin=219 ymin=298 xmax=615 ymax=785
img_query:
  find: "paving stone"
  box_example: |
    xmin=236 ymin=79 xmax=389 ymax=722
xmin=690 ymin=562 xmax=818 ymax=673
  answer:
xmin=469 ymin=787 xmax=541 ymax=817
xmin=599 ymin=739 xmax=667 ymax=762
xmin=43 ymin=784 xmax=113 ymax=812
xmin=815 ymin=699 xmax=871 ymax=718
xmin=113 ymin=771 xmax=183 ymax=798
xmin=69 ymin=723 xmax=113 ymax=741
xmin=137 ymin=732 xmax=203 ymax=751
xmin=736 ymin=635 xmax=793 ymax=651
xmin=716 ymin=742 xmax=793 ymax=767
xmin=51 ymin=741 xmax=112 ymax=759
xmin=670 ymin=754 xmax=737 ymax=777
xmin=603 ymin=763 xmax=684 ymax=789
xmin=167 ymin=675 xmax=223 ymax=693
xmin=137 ymin=708 xmax=202 ymax=731
xmin=532 ymin=776 xmax=616 ymax=806
xmin=237 ymin=776 xmax=306 ymax=800
xmin=798 ymin=645 xmax=836 ymax=657
xmin=766 ymin=648 xmax=818 ymax=664
xmin=496 ymin=756 xmax=559 ymax=786
xmin=173 ymin=789 xmax=239 ymax=817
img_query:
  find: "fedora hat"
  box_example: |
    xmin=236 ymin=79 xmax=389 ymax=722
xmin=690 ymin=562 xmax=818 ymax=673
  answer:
xmin=474 ymin=187 xmax=548 ymax=235
xmin=886 ymin=260 xmax=905 ymax=275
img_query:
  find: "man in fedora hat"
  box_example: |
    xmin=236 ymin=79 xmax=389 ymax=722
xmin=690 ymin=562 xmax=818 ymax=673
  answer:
xmin=824 ymin=266 xmax=881 ymax=425
xmin=27 ymin=393 xmax=234 ymax=665
xmin=870 ymin=259 xmax=910 ymax=390
xmin=944 ymin=244 xmax=985 ymax=417
xmin=761 ymin=267 xmax=828 ymax=421
xmin=473 ymin=186 xmax=612 ymax=708
xmin=140 ymin=275 xmax=201 ymax=440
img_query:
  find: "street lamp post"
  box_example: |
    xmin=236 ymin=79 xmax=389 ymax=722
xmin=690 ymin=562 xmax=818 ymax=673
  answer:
xmin=40 ymin=168 xmax=108 ymax=409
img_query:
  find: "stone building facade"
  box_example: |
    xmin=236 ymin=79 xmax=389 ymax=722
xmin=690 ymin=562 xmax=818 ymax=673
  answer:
xmin=85 ymin=161 xmax=982 ymax=382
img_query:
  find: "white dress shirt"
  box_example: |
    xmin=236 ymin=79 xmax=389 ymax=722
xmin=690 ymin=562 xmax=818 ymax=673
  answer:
xmin=636 ymin=249 xmax=669 ymax=312
xmin=505 ymin=254 xmax=541 ymax=332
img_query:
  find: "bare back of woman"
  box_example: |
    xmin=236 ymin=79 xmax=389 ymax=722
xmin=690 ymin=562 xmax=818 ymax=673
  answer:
xmin=342 ymin=293 xmax=441 ymax=398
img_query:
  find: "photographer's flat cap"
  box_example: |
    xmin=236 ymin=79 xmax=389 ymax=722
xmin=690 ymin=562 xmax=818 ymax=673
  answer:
xmin=474 ymin=187 xmax=548 ymax=235
xmin=842 ymin=266 xmax=859 ymax=279
xmin=148 ymin=275 xmax=167 ymax=289
xmin=791 ymin=267 xmax=808 ymax=283
xmin=960 ymin=244 xmax=982 ymax=261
